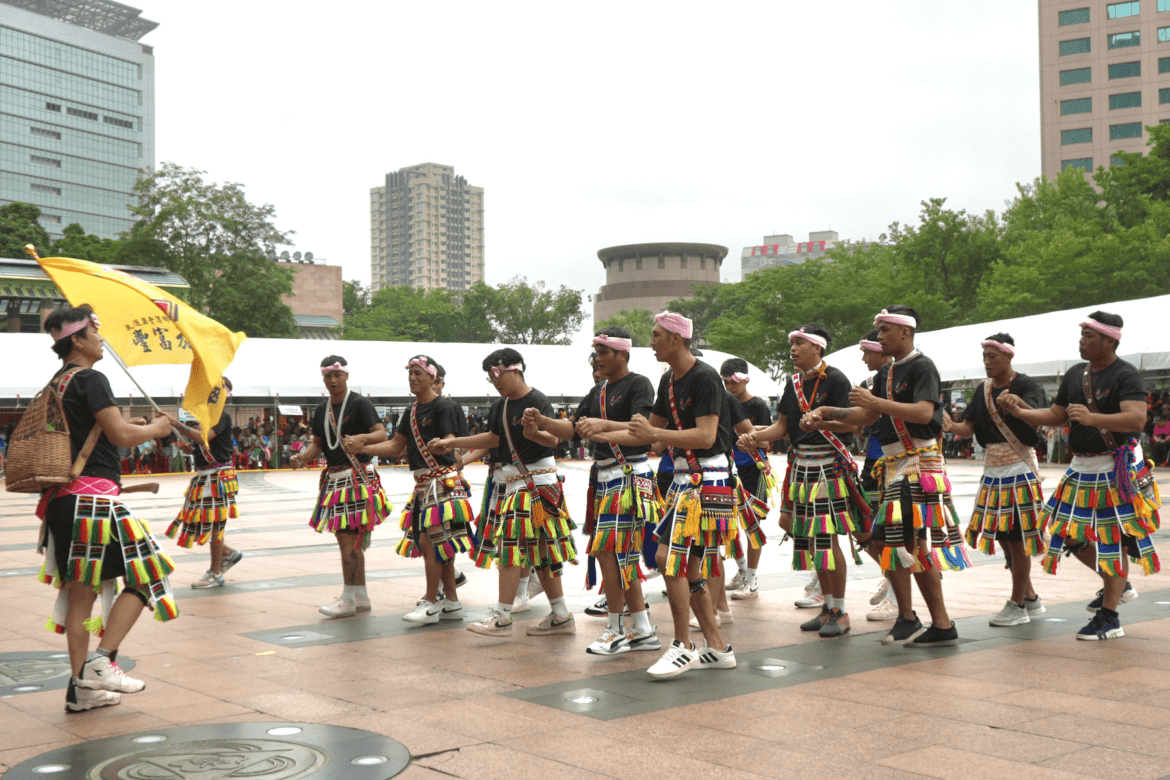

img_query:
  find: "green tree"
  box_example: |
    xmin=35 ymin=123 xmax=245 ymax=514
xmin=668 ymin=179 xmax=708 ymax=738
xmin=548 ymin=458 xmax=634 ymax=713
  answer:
xmin=50 ymin=223 xmax=120 ymax=263
xmin=119 ymin=163 xmax=297 ymax=338
xmin=462 ymin=276 xmax=585 ymax=345
xmin=0 ymin=202 xmax=52 ymax=259
xmin=343 ymin=285 xmax=483 ymax=342
xmin=343 ymin=279 xmax=371 ymax=318
xmin=665 ymin=283 xmax=725 ymax=347
xmin=594 ymin=306 xmax=654 ymax=346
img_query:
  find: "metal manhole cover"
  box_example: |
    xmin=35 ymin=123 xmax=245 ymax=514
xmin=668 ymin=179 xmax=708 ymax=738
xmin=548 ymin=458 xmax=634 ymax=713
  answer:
xmin=0 ymin=652 xmax=136 ymax=696
xmin=5 ymin=723 xmax=410 ymax=780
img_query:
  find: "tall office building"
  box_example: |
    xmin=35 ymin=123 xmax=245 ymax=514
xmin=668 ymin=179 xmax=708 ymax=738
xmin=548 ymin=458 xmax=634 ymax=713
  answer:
xmin=0 ymin=0 xmax=157 ymax=241
xmin=369 ymin=163 xmax=484 ymax=294
xmin=1040 ymin=1 xmax=1170 ymax=180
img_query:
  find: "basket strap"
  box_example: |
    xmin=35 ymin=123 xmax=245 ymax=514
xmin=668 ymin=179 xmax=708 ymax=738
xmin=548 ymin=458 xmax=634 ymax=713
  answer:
xmin=69 ymin=425 xmax=102 ymax=480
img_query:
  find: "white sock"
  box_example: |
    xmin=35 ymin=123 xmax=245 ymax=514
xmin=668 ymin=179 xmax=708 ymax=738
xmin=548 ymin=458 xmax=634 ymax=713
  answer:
xmin=515 ymin=578 xmax=529 ymax=599
xmin=736 ymin=555 xmax=748 ymax=574
xmin=342 ymin=585 xmax=356 ymax=600
xmin=453 ymin=566 xmax=463 ymax=578
xmin=495 ymin=602 xmax=513 ymax=622
xmin=632 ymin=608 xmax=652 ymax=634
xmin=355 ymin=585 xmax=368 ymax=599
xmin=549 ymin=596 xmax=570 ymax=619
xmin=745 ymin=568 xmax=758 ymax=587
xmin=608 ymin=612 xmax=621 ymax=631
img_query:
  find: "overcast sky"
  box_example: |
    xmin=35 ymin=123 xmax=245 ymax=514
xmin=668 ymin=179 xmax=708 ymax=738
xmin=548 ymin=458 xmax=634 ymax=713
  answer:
xmin=146 ymin=1 xmax=1040 ymax=331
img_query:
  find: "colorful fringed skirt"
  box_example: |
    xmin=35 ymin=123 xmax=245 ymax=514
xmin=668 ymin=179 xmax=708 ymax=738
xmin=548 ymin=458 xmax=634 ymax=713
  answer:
xmin=965 ymin=443 xmax=1045 ymax=557
xmin=653 ymin=455 xmax=734 ymax=579
xmin=872 ymin=439 xmax=969 ymax=573
xmin=782 ymin=444 xmax=870 ymax=571
xmin=1041 ymin=442 xmax=1161 ymax=577
xmin=308 ymin=463 xmax=391 ymax=550
xmin=732 ymin=448 xmax=773 ymax=556
xmin=166 ymin=464 xmax=239 ymax=548
xmin=588 ymin=457 xmax=661 ymax=589
xmin=471 ymin=466 xmax=505 ymax=569
xmin=396 ymin=466 xmax=475 ymax=563
xmin=40 ymin=479 xmax=179 ymax=635
xmin=490 ymin=457 xmax=577 ymax=573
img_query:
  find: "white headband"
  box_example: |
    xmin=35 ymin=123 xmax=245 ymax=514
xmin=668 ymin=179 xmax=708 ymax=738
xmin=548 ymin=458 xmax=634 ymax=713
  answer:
xmin=874 ymin=309 xmax=917 ymax=329
xmin=592 ymin=334 xmax=632 ymax=353
xmin=320 ymin=362 xmax=349 ymax=375
xmin=981 ymin=339 xmax=1015 ymax=356
xmin=788 ymin=328 xmax=827 ymax=349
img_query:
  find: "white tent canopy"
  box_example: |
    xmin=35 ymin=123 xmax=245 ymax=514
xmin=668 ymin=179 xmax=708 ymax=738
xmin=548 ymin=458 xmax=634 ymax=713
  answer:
xmin=0 ymin=334 xmax=782 ymax=406
xmin=823 ymin=294 xmax=1170 ymax=387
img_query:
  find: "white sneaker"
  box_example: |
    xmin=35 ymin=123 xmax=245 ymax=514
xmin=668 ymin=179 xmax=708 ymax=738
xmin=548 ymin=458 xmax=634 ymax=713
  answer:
xmin=403 ymin=599 xmax=441 ymax=624
xmin=66 ymin=682 xmax=120 ymax=712
xmin=719 ymin=608 xmax=733 ymax=625
xmin=647 ymin=640 xmax=698 ymax=678
xmin=512 ymin=590 xmax=532 ymax=613
xmin=439 ymin=600 xmax=464 ymax=620
xmin=319 ymin=596 xmax=356 ymax=618
xmin=795 ymin=573 xmax=823 ymax=609
xmin=728 ymin=570 xmax=746 ymax=591
xmin=869 ymin=577 xmax=890 ymax=606
xmin=76 ymin=655 xmax=145 ymax=693
xmin=689 ymin=612 xmax=722 ymax=630
xmin=625 ymin=626 xmax=661 ymax=652
xmin=989 ymin=599 xmax=1030 ymax=627
xmin=730 ymin=583 xmax=759 ymax=600
xmin=467 ymin=608 xmax=512 ymax=637
xmin=867 ymin=599 xmax=898 ymax=621
xmin=355 ymin=594 xmax=371 ymax=612
xmin=696 ymin=639 xmax=736 ymax=670
xmin=586 ymin=626 xmax=629 ymax=655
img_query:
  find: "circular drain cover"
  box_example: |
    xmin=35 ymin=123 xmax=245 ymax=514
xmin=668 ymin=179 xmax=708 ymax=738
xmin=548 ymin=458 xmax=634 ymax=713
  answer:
xmin=6 ymin=723 xmax=410 ymax=780
xmin=0 ymin=652 xmax=136 ymax=696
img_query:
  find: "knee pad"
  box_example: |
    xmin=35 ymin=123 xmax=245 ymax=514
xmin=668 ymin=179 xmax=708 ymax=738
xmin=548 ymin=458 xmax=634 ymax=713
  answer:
xmin=689 ymin=577 xmax=707 ymax=594
xmin=1064 ymin=541 xmax=1089 ymax=557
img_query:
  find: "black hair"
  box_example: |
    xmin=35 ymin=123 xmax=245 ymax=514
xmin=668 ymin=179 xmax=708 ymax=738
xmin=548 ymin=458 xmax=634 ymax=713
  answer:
xmin=795 ymin=323 xmax=832 ymax=354
xmin=1087 ymin=311 xmax=1123 ymax=329
xmin=885 ymin=305 xmax=922 ymax=330
xmin=482 ymin=347 xmax=525 ymax=376
xmin=720 ymin=357 xmax=748 ymax=377
xmin=406 ymin=354 xmax=439 ymax=377
xmin=434 ymin=362 xmax=446 ymax=379
xmin=863 ymin=328 xmax=880 ymax=342
xmin=984 ymin=332 xmax=1015 ymax=346
xmin=43 ymin=303 xmax=95 ymax=359
xmin=595 ymin=325 xmax=632 ymax=341
xmin=588 ymin=351 xmax=596 ymax=364
xmin=320 ymin=355 xmax=348 ymax=368
xmin=222 ymin=376 xmax=233 ymax=392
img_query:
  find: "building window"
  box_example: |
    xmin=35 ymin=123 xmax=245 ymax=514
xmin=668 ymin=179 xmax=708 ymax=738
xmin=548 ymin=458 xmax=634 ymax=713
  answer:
xmin=31 ymin=154 xmax=61 ymax=167
xmin=1110 ymin=91 xmax=1143 ymax=108
xmin=1161 ymin=57 xmax=1170 ymax=71
xmin=1111 ymin=122 xmax=1144 ymax=139
xmin=1107 ymin=31 xmax=1140 ymax=49
xmin=1160 ymin=25 xmax=1170 ymax=41
xmin=45 ymin=102 xmax=60 ymax=112
xmin=102 ymin=115 xmax=134 ymax=129
xmin=1060 ymin=37 xmax=1092 ymax=55
xmin=1061 ymin=97 xmax=1093 ymax=114
xmin=1161 ymin=0 xmax=1170 ymax=10
xmin=1109 ymin=61 xmax=1142 ymax=79
xmin=636 ymin=257 xmax=643 ymax=270
xmin=1060 ymin=67 xmax=1092 ymax=85
xmin=39 ymin=213 xmax=61 ymax=224
xmin=1107 ymin=2 xmax=1140 ymax=19
xmin=657 ymin=257 xmax=665 ymax=269
xmin=66 ymin=107 xmax=98 ymax=121
xmin=31 ymin=183 xmax=61 ymax=196
xmin=1062 ymin=157 xmax=1094 ymax=171
xmin=1059 ymin=7 xmax=1090 ymax=24
xmin=1162 ymin=88 xmax=1170 ymax=103
xmin=680 ymin=257 xmax=687 ymax=269
xmin=1062 ymin=128 xmax=1093 ymax=144
xmin=30 ymin=126 xmax=61 ymax=140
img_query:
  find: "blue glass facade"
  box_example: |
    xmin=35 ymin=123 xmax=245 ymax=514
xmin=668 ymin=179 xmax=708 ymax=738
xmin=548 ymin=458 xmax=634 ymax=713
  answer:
xmin=0 ymin=2 xmax=156 ymax=240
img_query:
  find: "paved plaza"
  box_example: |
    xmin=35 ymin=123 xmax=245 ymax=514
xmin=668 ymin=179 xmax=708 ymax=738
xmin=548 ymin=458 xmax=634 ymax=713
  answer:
xmin=2 ymin=457 xmax=1170 ymax=779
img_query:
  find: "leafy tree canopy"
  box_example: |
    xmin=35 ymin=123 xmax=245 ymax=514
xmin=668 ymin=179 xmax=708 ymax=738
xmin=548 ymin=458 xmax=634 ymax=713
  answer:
xmin=594 ymin=306 xmax=654 ymax=347
xmin=343 ymin=285 xmax=484 ymax=343
xmin=0 ymin=202 xmax=51 ymax=259
xmin=462 ymin=276 xmax=585 ymax=345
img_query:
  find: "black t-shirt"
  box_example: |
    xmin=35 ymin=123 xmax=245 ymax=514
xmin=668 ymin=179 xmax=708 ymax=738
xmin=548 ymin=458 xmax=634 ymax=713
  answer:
xmin=1055 ymin=359 xmax=1146 ymax=454
xmin=740 ymin=396 xmax=773 ymax=428
xmin=194 ymin=411 xmax=234 ymax=468
xmin=311 ymin=392 xmax=381 ymax=467
xmin=448 ymin=398 xmax=469 ymax=438
xmin=573 ymin=372 xmax=655 ymax=460
xmin=651 ymin=360 xmax=732 ymax=459
xmin=961 ymin=374 xmax=1044 ymax=448
xmin=778 ymin=365 xmax=855 ymax=447
xmin=870 ymin=354 xmax=943 ymax=445
xmin=489 ymin=389 xmax=556 ymax=465
xmin=395 ymin=397 xmax=458 ymax=470
xmin=53 ymin=365 xmax=121 ymax=482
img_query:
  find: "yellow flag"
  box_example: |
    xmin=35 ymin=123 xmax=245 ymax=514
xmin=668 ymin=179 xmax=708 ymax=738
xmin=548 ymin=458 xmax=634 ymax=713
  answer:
xmin=36 ymin=256 xmax=246 ymax=441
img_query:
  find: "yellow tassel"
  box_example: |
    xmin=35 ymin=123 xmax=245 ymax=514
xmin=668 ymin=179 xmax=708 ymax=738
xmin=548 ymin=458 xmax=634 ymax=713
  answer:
xmin=681 ymin=490 xmax=703 ymax=539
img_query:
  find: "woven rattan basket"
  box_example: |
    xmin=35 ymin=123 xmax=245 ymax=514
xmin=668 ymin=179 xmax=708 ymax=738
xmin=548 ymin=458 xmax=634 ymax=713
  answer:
xmin=4 ymin=385 xmax=74 ymax=493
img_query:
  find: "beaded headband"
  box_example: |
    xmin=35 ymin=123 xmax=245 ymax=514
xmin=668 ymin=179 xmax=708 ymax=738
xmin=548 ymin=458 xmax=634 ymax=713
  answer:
xmin=592 ymin=334 xmax=632 ymax=353
xmin=1081 ymin=319 xmax=1122 ymax=341
xmin=874 ymin=309 xmax=917 ymax=329
xmin=788 ymin=328 xmax=827 ymax=349
xmin=981 ymin=339 xmax=1015 ymax=356
xmin=320 ymin=362 xmax=349 ymax=375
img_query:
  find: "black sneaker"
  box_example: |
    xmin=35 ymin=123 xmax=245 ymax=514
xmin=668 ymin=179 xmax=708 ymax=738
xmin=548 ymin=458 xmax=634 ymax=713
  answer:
xmin=584 ymin=597 xmax=608 ymax=617
xmin=909 ymin=623 xmax=959 ymax=648
xmin=1077 ymin=608 xmax=1124 ymax=641
xmin=1086 ymin=582 xmax=1137 ymax=612
xmin=881 ymin=613 xmax=923 ymax=645
xmin=800 ymin=605 xmax=830 ymax=632
xmin=454 ymin=571 xmax=468 ymax=587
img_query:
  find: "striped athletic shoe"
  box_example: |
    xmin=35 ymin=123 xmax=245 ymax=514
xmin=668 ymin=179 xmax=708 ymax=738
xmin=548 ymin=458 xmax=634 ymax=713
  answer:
xmin=647 ymin=640 xmax=698 ymax=678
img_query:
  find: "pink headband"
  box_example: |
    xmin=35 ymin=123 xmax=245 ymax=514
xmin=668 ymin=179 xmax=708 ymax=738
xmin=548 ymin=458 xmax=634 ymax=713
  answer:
xmin=1081 ymin=319 xmax=1122 ymax=341
xmin=874 ymin=309 xmax=917 ymax=329
xmin=52 ymin=313 xmax=100 ymax=341
xmin=654 ymin=311 xmax=693 ymax=339
xmin=859 ymin=339 xmax=883 ymax=352
xmin=490 ymin=363 xmax=524 ymax=378
xmin=405 ymin=357 xmax=437 ymax=377
xmin=981 ymin=339 xmax=1015 ymax=356
xmin=723 ymin=372 xmax=750 ymax=383
xmin=320 ymin=362 xmax=349 ymax=375
xmin=592 ymin=334 xmax=632 ymax=353
xmin=788 ymin=328 xmax=827 ymax=350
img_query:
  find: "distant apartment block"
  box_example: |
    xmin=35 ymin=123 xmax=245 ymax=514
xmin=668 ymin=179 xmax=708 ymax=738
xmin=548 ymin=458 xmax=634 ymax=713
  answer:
xmin=370 ymin=163 xmax=484 ymax=295
xmin=741 ymin=231 xmax=848 ymax=277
